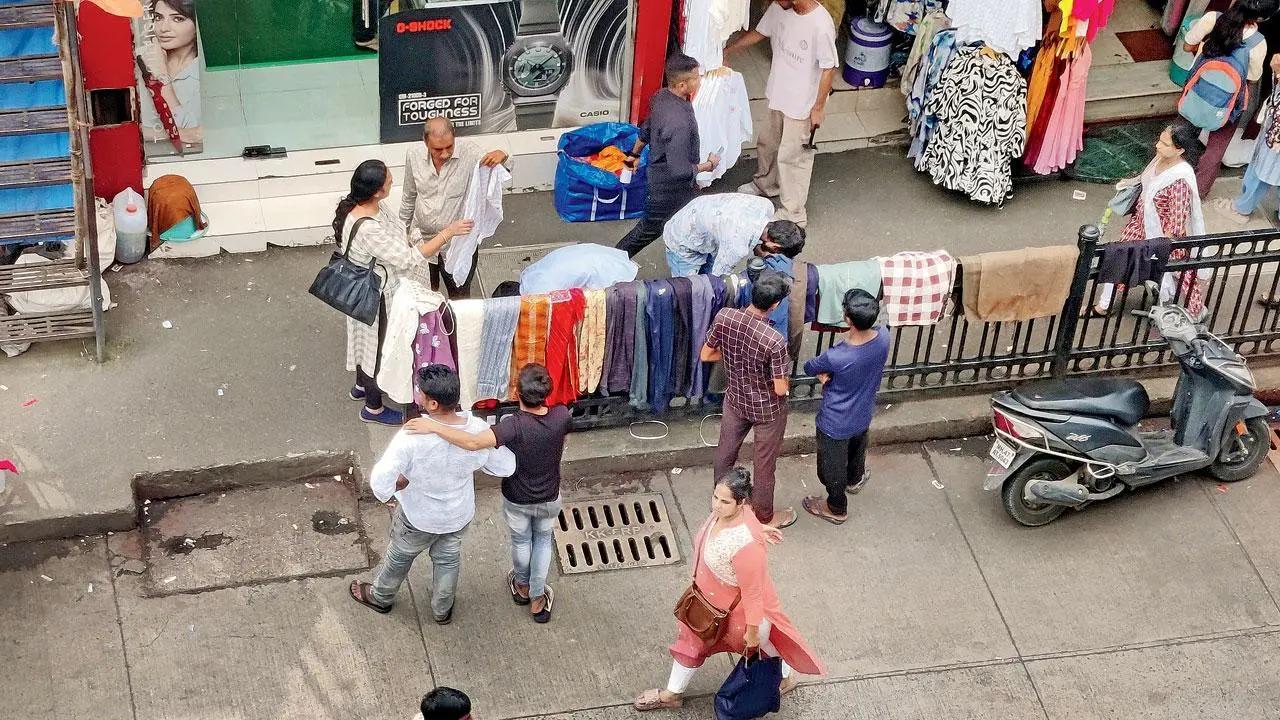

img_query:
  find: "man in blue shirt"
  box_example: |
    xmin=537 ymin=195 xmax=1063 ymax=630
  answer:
xmin=800 ymin=289 xmax=890 ymax=525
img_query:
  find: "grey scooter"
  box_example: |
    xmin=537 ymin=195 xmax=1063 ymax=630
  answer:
xmin=984 ymin=304 xmax=1270 ymax=526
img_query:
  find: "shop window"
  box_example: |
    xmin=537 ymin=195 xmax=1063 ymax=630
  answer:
xmin=89 ymin=88 xmax=134 ymax=127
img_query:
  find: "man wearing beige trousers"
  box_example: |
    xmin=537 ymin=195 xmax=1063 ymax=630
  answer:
xmin=725 ymin=0 xmax=837 ymax=229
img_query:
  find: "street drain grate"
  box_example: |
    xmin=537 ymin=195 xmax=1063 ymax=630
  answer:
xmin=554 ymin=493 xmax=681 ymax=574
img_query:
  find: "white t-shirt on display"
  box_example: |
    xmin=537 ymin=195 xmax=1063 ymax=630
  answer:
xmin=757 ymin=2 xmax=839 ymax=121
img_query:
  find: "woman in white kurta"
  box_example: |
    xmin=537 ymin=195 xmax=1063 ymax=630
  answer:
xmin=335 ymin=159 xmax=471 ymax=426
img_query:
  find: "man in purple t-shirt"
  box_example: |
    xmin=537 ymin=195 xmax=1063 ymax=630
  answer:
xmin=406 ymin=363 xmax=571 ymax=624
xmin=801 ymin=289 xmax=889 ymax=525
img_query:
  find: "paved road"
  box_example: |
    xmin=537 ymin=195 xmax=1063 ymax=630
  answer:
xmin=5 ymin=440 xmax=1280 ymax=719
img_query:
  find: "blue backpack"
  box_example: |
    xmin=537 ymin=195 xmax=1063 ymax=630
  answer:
xmin=1178 ymin=31 xmax=1263 ymax=131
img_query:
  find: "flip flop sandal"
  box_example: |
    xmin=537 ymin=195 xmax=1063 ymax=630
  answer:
xmin=770 ymin=508 xmax=799 ymax=530
xmin=349 ymin=580 xmax=392 ymax=614
xmin=634 ymin=688 xmax=683 ymax=711
xmin=509 ymin=570 xmax=531 ymax=606
xmin=780 ymin=676 xmax=800 ymax=696
xmin=802 ymin=497 xmax=847 ymax=525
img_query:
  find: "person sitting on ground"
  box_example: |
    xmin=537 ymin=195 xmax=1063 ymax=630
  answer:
xmin=407 ymin=363 xmax=571 ymax=624
xmin=663 ymin=193 xmax=806 ymax=277
xmin=350 ymin=364 xmax=515 ymax=624
xmin=416 ymin=686 xmax=472 ymax=720
xmin=801 ymin=289 xmax=890 ymax=525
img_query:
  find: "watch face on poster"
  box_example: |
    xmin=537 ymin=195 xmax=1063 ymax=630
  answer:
xmin=502 ymin=37 xmax=573 ymax=96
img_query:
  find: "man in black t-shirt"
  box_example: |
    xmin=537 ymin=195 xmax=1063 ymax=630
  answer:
xmin=406 ymin=363 xmax=571 ymax=624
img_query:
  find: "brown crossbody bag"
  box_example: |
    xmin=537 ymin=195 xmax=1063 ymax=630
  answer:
xmin=673 ymin=522 xmax=741 ymax=644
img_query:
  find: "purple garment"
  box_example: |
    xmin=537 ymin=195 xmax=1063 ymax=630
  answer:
xmin=600 ymin=284 xmax=622 ymax=394
xmin=806 ymin=262 xmax=819 ymax=324
xmin=413 ymin=308 xmax=456 ymax=405
xmin=670 ymin=276 xmax=694 ymax=398
xmin=605 ymin=281 xmax=638 ymax=393
xmin=689 ymin=274 xmax=714 ymax=399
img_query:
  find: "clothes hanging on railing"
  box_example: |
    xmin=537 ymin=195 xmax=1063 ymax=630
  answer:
xmin=920 ymin=47 xmax=1027 ymax=204
xmin=578 ymin=289 xmax=607 ymax=394
xmin=957 ymin=245 xmax=1079 ymax=322
xmin=690 ymin=275 xmax=716 ymax=399
xmin=948 ymin=0 xmax=1043 ymax=57
xmin=693 ymin=70 xmax=753 ymax=187
xmin=510 ymin=295 xmax=552 ymax=398
xmin=602 ymin=281 xmax=639 ymax=394
xmin=474 ymin=296 xmax=521 ymax=402
xmin=815 ymin=260 xmax=883 ymax=327
xmin=630 ymin=282 xmax=650 ymax=410
xmin=378 ymin=280 xmax=446 ymax=405
xmin=452 ymin=299 xmax=486 ymax=409
xmin=646 ymin=279 xmax=678 ymax=413
xmin=545 ymin=289 xmax=586 ymax=407
xmin=1097 ymin=237 xmax=1172 ymax=287
xmin=877 ymin=250 xmax=957 ymax=326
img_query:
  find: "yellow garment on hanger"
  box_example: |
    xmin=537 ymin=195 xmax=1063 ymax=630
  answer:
xmin=1027 ymin=15 xmax=1063 ymax=127
xmin=1059 ymin=0 xmax=1074 ymax=35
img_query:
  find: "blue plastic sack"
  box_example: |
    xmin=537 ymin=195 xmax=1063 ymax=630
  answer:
xmin=714 ymin=653 xmax=783 ymax=720
xmin=554 ymin=122 xmax=649 ymax=223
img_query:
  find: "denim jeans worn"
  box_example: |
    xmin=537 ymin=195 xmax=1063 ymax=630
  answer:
xmin=504 ymin=497 xmax=562 ymax=600
xmin=665 ymin=248 xmax=715 ymax=277
xmin=371 ymin=507 xmax=467 ymax=619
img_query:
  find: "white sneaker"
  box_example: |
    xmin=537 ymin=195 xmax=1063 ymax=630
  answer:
xmin=737 ymin=181 xmax=764 ymax=196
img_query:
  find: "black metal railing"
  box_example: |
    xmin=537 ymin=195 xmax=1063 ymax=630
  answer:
xmin=480 ymin=225 xmax=1280 ymax=430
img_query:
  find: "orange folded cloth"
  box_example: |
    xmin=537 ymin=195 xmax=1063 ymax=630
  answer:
xmin=582 ymin=146 xmax=629 ymax=174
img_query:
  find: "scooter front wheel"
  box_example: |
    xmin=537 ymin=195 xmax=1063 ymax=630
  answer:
xmin=1207 ymin=416 xmax=1271 ymax=483
xmin=1002 ymin=458 xmax=1072 ymax=527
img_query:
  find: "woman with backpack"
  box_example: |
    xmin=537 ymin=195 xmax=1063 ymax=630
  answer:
xmin=1093 ymin=122 xmax=1209 ymax=318
xmin=1181 ymin=0 xmax=1276 ymax=196
xmin=1214 ymin=53 xmax=1280 ymax=226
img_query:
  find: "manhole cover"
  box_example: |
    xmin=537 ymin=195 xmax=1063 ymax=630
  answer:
xmin=554 ymin=493 xmax=681 ymax=574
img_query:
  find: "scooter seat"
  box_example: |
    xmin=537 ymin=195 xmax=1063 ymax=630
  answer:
xmin=1011 ymin=378 xmax=1150 ymax=426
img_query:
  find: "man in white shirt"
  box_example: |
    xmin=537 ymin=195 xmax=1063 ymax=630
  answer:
xmin=349 ymin=364 xmax=515 ymax=624
xmin=400 ymin=117 xmax=509 ymax=299
xmin=726 ymin=0 xmax=837 ymax=229
xmin=663 ymin=193 xmax=805 ymax=276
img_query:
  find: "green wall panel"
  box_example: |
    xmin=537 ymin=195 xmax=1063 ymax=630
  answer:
xmin=199 ymin=0 xmax=366 ymax=69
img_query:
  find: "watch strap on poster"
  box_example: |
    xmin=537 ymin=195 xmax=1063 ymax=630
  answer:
xmin=517 ymin=0 xmax=561 ymax=35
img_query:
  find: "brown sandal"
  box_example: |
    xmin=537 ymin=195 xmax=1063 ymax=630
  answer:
xmin=349 ymin=580 xmax=392 ymax=614
xmin=634 ymin=688 xmax=683 ymax=711
xmin=802 ymin=496 xmax=847 ymax=525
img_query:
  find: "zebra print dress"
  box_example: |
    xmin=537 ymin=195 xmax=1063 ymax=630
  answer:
xmin=921 ymin=47 xmax=1028 ymax=205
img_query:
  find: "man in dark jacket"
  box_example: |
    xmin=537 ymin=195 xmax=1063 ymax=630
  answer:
xmin=615 ymin=53 xmax=719 ymax=257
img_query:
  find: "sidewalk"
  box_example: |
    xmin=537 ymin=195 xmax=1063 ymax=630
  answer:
xmin=5 ymin=439 xmax=1280 ymax=718
xmin=1 ymin=146 xmax=1276 ymax=542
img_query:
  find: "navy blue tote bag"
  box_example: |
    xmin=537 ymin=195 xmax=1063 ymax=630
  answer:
xmin=714 ymin=653 xmax=783 ymax=720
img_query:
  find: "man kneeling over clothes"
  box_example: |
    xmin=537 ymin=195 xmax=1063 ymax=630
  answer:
xmin=349 ymin=364 xmax=516 ymax=623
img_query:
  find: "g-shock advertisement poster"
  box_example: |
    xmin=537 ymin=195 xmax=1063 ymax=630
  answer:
xmin=378 ymin=0 xmax=629 ymax=142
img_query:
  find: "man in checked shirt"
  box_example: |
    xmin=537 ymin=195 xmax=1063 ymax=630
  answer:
xmin=700 ymin=270 xmax=797 ymax=528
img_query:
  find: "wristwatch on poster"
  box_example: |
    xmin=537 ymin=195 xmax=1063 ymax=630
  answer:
xmin=501 ymin=0 xmax=573 ymax=131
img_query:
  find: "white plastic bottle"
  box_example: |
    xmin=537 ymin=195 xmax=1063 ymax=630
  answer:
xmin=113 ymin=188 xmax=148 ymax=264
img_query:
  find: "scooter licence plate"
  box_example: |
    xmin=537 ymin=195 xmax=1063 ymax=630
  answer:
xmin=989 ymin=439 xmax=1017 ymax=469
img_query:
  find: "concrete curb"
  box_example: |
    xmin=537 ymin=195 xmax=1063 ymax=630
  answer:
xmin=5 ymin=364 xmax=1279 ymax=544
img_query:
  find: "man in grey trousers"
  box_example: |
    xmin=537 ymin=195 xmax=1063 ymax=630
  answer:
xmin=349 ymin=364 xmax=515 ymax=623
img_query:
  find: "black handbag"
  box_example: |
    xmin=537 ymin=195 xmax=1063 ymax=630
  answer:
xmin=309 ymin=216 xmax=384 ymax=326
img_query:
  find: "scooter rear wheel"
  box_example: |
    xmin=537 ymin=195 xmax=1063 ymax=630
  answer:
xmin=1207 ymin=416 xmax=1270 ymax=483
xmin=1002 ymin=458 xmax=1071 ymax=527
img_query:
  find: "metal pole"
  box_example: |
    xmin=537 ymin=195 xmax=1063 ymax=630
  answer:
xmin=60 ymin=0 xmax=105 ymax=362
xmin=1050 ymin=224 xmax=1100 ymax=378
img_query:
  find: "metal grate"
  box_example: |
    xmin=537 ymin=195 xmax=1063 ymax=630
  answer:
xmin=553 ymin=493 xmax=681 ymax=574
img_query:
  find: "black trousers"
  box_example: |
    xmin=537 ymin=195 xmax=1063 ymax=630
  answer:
xmin=429 ymin=251 xmax=479 ymax=299
xmin=817 ymin=429 xmax=868 ymax=516
xmin=615 ymin=183 xmax=698 ymax=257
xmin=354 ymin=300 xmax=388 ymax=410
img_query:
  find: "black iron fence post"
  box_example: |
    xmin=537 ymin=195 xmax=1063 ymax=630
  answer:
xmin=1050 ymin=224 xmax=1100 ymax=378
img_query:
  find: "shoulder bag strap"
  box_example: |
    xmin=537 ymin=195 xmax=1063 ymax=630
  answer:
xmin=692 ymin=519 xmax=745 ymax=612
xmin=342 ymin=215 xmax=372 ymax=259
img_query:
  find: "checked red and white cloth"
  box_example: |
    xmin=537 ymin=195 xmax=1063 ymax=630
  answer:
xmin=876 ymin=251 xmax=957 ymax=326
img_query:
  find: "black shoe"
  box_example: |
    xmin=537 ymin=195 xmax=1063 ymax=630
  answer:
xmin=846 ymin=470 xmax=869 ymax=495
xmin=532 ymin=586 xmax=554 ymax=624
xmin=433 ymin=604 xmax=454 ymax=625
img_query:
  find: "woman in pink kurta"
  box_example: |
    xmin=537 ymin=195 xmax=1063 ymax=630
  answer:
xmin=634 ymin=469 xmax=825 ymax=712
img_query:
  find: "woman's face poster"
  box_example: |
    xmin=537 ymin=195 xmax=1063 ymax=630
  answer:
xmin=135 ymin=0 xmax=202 ymax=157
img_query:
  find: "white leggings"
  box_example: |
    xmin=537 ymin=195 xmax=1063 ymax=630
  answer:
xmin=1096 ymin=270 xmax=1211 ymax=311
xmin=666 ymin=619 xmax=793 ymax=694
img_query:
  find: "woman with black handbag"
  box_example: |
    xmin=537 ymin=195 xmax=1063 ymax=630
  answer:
xmin=333 ymin=159 xmax=473 ymax=426
xmin=633 ymin=469 xmax=825 ymax=712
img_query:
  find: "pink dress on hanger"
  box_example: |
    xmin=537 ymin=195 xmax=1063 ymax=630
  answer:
xmin=1032 ymin=45 xmax=1092 ymax=174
